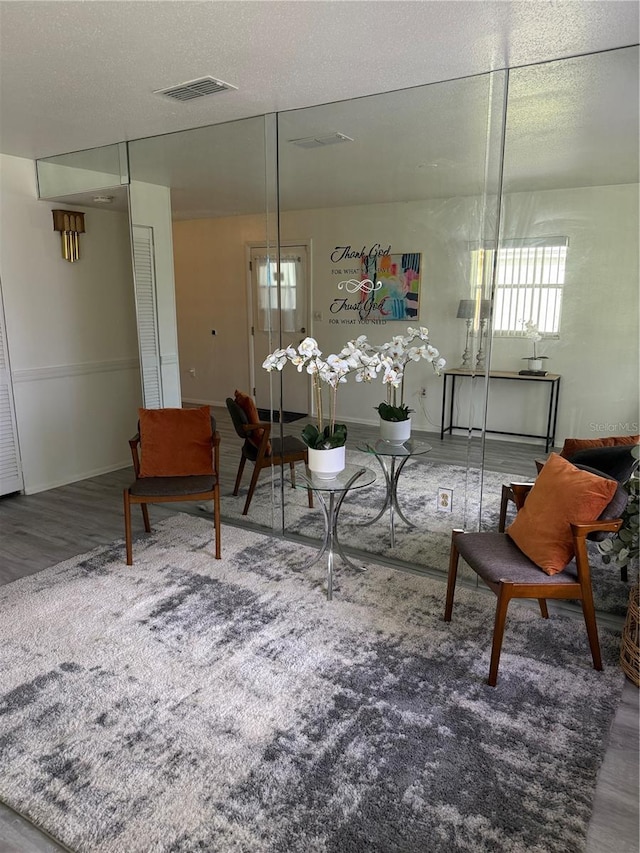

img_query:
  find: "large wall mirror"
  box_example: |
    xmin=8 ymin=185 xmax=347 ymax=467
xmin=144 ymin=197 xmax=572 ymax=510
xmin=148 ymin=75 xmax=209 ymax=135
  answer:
xmin=35 ymin=46 xmax=638 ymax=614
xmin=273 ymin=72 xmax=508 ymax=582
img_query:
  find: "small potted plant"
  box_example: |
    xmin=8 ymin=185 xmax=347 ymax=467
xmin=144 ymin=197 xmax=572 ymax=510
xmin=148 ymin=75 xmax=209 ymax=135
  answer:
xmin=522 ymin=321 xmax=549 ymax=373
xmin=597 ymin=471 xmax=639 ymax=581
xmin=369 ymin=327 xmax=445 ymax=444
xmin=262 ymin=337 xmax=370 ymax=478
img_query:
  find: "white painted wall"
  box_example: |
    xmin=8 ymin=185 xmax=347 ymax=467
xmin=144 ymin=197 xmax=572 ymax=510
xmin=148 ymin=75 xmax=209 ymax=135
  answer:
xmin=0 ymin=153 xmax=142 ymax=493
xmin=172 ymin=183 xmax=639 ymax=447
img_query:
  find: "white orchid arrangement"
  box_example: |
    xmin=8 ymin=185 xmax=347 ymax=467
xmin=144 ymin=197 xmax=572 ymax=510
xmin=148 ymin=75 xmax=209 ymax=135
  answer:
xmin=262 ymin=337 xmax=362 ymax=448
xmin=263 ymin=327 xmax=445 ymax=445
xmin=523 ymin=321 xmax=546 ymax=361
xmin=351 ymin=327 xmax=446 ymax=422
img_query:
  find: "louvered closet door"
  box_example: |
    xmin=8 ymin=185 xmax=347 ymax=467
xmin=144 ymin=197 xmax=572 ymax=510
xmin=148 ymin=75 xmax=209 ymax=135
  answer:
xmin=0 ymin=279 xmax=23 ymax=495
xmin=132 ymin=225 xmax=163 ymax=408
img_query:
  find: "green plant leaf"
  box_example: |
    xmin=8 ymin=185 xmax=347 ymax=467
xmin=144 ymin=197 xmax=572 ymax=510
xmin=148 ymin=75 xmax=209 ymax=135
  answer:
xmin=375 ymin=402 xmax=413 ymax=422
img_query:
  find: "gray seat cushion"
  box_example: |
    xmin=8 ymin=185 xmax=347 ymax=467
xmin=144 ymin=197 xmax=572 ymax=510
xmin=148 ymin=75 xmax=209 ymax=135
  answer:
xmin=130 ymin=475 xmax=217 ymax=497
xmin=455 ymin=532 xmax=579 ymax=585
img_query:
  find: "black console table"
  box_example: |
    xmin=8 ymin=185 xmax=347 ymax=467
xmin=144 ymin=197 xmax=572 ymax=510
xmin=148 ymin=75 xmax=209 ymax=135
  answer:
xmin=440 ymin=369 xmax=561 ymax=451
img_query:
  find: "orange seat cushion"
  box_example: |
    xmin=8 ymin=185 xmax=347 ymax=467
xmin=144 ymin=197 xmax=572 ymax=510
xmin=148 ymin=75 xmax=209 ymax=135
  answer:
xmin=506 ymin=452 xmax=617 ymax=575
xmin=138 ymin=406 xmax=213 ymax=477
xmin=234 ymin=389 xmax=270 ymax=454
xmin=560 ymin=434 xmax=639 ymax=459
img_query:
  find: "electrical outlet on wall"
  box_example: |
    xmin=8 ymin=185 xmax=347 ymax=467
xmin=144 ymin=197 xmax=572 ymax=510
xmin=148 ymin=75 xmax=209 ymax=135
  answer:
xmin=437 ymin=487 xmax=453 ymax=513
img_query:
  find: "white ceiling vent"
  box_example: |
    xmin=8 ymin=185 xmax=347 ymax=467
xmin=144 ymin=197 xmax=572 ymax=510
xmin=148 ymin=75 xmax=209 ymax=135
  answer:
xmin=154 ymin=76 xmax=237 ymax=102
xmin=289 ymin=133 xmax=354 ymax=149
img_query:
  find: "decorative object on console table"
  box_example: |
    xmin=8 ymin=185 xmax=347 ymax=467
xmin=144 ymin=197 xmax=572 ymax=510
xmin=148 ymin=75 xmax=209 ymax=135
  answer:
xmin=456 ymin=299 xmax=475 ymax=369
xmin=474 ymin=300 xmax=491 ymax=371
xmin=520 ymin=320 xmax=549 ymax=375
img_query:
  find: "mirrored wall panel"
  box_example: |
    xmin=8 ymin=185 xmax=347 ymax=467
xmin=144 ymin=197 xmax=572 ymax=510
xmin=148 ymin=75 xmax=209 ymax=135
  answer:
xmin=127 ymin=115 xmax=283 ymax=530
xmin=492 ymin=45 xmax=639 ymax=617
xmin=37 ymin=142 xmax=128 ymax=199
xmin=273 ymin=72 xmax=509 ymax=579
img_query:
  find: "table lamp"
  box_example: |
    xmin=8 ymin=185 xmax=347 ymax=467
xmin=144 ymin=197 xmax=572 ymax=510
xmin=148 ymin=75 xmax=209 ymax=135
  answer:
xmin=475 ymin=300 xmax=491 ymax=371
xmin=456 ymin=299 xmax=475 ymax=369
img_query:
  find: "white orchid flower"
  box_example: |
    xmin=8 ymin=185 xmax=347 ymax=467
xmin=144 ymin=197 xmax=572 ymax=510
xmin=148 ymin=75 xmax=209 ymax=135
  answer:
xmin=298 ymin=337 xmax=320 ymax=357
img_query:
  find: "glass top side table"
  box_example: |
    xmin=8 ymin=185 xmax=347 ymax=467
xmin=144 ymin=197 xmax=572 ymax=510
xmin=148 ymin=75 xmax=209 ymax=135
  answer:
xmin=357 ymin=438 xmax=432 ymax=548
xmin=294 ymin=463 xmax=376 ymax=601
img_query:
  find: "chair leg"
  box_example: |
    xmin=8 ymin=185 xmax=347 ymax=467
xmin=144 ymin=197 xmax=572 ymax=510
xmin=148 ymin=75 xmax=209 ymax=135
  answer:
xmin=243 ymin=463 xmax=262 ymax=515
xmin=307 ymin=486 xmax=314 ymax=508
xmin=538 ymin=599 xmax=549 ymax=618
xmin=488 ymin=585 xmax=511 ymax=687
xmin=213 ymin=484 xmax=221 ymax=559
xmin=289 ymin=461 xmax=296 ymax=488
xmin=444 ymin=532 xmax=461 ymax=621
xmin=580 ymin=589 xmax=603 ymax=671
xmin=140 ymin=503 xmax=151 ymax=533
xmin=498 ymin=484 xmax=513 ymax=533
xmin=123 ymin=490 xmax=133 ymax=566
xmin=233 ymin=456 xmax=247 ymax=496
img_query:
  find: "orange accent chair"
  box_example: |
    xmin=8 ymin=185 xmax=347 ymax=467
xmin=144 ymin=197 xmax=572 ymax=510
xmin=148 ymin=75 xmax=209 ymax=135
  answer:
xmin=123 ymin=407 xmax=221 ymax=564
xmin=445 ymin=476 xmax=627 ymax=686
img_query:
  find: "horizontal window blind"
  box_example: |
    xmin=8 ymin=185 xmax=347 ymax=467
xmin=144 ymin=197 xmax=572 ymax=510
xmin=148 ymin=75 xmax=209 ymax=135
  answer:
xmin=471 ymin=237 xmax=568 ymax=336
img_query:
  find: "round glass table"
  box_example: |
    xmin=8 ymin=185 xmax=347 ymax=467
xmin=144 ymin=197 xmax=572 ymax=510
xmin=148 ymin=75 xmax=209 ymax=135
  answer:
xmin=294 ymin=463 xmax=376 ymax=600
xmin=357 ymin=438 xmax=432 ymax=547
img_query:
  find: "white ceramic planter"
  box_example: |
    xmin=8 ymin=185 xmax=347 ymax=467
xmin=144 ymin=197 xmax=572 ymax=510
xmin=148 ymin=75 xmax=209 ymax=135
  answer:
xmin=379 ymin=416 xmax=411 ymax=444
xmin=527 ymin=358 xmax=544 ymax=372
xmin=307 ymin=445 xmax=346 ymax=479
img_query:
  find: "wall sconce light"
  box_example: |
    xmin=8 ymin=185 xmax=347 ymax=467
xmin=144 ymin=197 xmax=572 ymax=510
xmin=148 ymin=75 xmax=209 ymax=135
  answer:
xmin=475 ymin=300 xmax=491 ymax=371
xmin=52 ymin=209 xmax=85 ymax=263
xmin=456 ymin=299 xmax=476 ymax=369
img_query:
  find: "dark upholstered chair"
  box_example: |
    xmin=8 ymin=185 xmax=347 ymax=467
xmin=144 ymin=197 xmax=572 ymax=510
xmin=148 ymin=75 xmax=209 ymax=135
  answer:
xmin=445 ymin=478 xmax=628 ymax=686
xmin=226 ymin=396 xmax=313 ymax=516
xmin=498 ymin=441 xmax=638 ymax=580
xmin=123 ymin=408 xmax=221 ymax=564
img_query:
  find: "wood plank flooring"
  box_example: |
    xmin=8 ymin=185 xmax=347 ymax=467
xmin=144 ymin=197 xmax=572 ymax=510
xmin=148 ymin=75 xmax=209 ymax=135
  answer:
xmin=0 ymin=406 xmax=637 ymax=851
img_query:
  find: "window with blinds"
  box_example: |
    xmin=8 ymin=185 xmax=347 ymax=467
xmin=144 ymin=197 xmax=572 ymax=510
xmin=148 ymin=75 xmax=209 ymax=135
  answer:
xmin=471 ymin=237 xmax=568 ymax=336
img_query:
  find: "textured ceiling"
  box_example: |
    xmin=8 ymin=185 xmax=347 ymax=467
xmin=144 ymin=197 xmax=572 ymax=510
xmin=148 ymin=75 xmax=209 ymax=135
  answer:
xmin=0 ymin=0 xmax=638 ymax=160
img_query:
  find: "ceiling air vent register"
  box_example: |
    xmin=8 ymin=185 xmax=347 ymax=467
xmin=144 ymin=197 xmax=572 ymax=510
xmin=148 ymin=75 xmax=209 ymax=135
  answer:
xmin=154 ymin=77 xmax=238 ymax=102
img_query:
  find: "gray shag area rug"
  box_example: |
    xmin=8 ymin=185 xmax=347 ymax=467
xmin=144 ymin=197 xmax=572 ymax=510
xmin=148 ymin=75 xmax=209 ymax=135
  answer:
xmin=0 ymin=515 xmax=625 ymax=853
xmin=221 ymin=453 xmax=631 ymax=617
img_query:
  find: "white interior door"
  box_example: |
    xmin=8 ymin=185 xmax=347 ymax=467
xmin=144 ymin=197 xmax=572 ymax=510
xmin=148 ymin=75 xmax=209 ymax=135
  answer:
xmin=0 ymin=277 xmax=23 ymax=495
xmin=249 ymin=244 xmax=309 ymax=414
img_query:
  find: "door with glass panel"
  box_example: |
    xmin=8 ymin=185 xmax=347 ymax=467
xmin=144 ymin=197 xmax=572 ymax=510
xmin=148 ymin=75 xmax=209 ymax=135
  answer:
xmin=249 ymin=244 xmax=310 ymax=415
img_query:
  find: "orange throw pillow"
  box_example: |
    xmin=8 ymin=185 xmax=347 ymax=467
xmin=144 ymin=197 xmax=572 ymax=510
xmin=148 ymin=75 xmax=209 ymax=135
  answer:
xmin=560 ymin=434 xmax=639 ymax=459
xmin=234 ymin=390 xmax=270 ymax=454
xmin=506 ymin=453 xmax=617 ymax=575
xmin=138 ymin=406 xmax=213 ymax=477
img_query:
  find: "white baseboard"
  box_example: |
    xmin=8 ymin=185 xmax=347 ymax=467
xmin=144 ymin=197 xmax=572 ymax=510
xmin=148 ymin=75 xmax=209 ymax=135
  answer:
xmin=24 ymin=459 xmax=132 ymax=495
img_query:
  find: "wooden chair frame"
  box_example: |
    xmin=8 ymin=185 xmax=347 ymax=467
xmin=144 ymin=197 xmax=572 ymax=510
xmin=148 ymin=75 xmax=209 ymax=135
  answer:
xmin=227 ymin=401 xmax=312 ymax=516
xmin=123 ymin=424 xmax=221 ymax=565
xmin=446 ymin=483 xmax=623 ymax=686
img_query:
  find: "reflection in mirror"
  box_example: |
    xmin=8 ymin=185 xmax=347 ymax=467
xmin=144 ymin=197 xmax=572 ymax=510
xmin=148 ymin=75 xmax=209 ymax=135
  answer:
xmin=37 ymin=142 xmax=128 ymax=199
xmin=273 ymin=73 xmax=509 ymax=581
xmin=491 ymin=45 xmax=639 ymax=618
xmin=127 ymin=115 xmax=283 ymax=533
